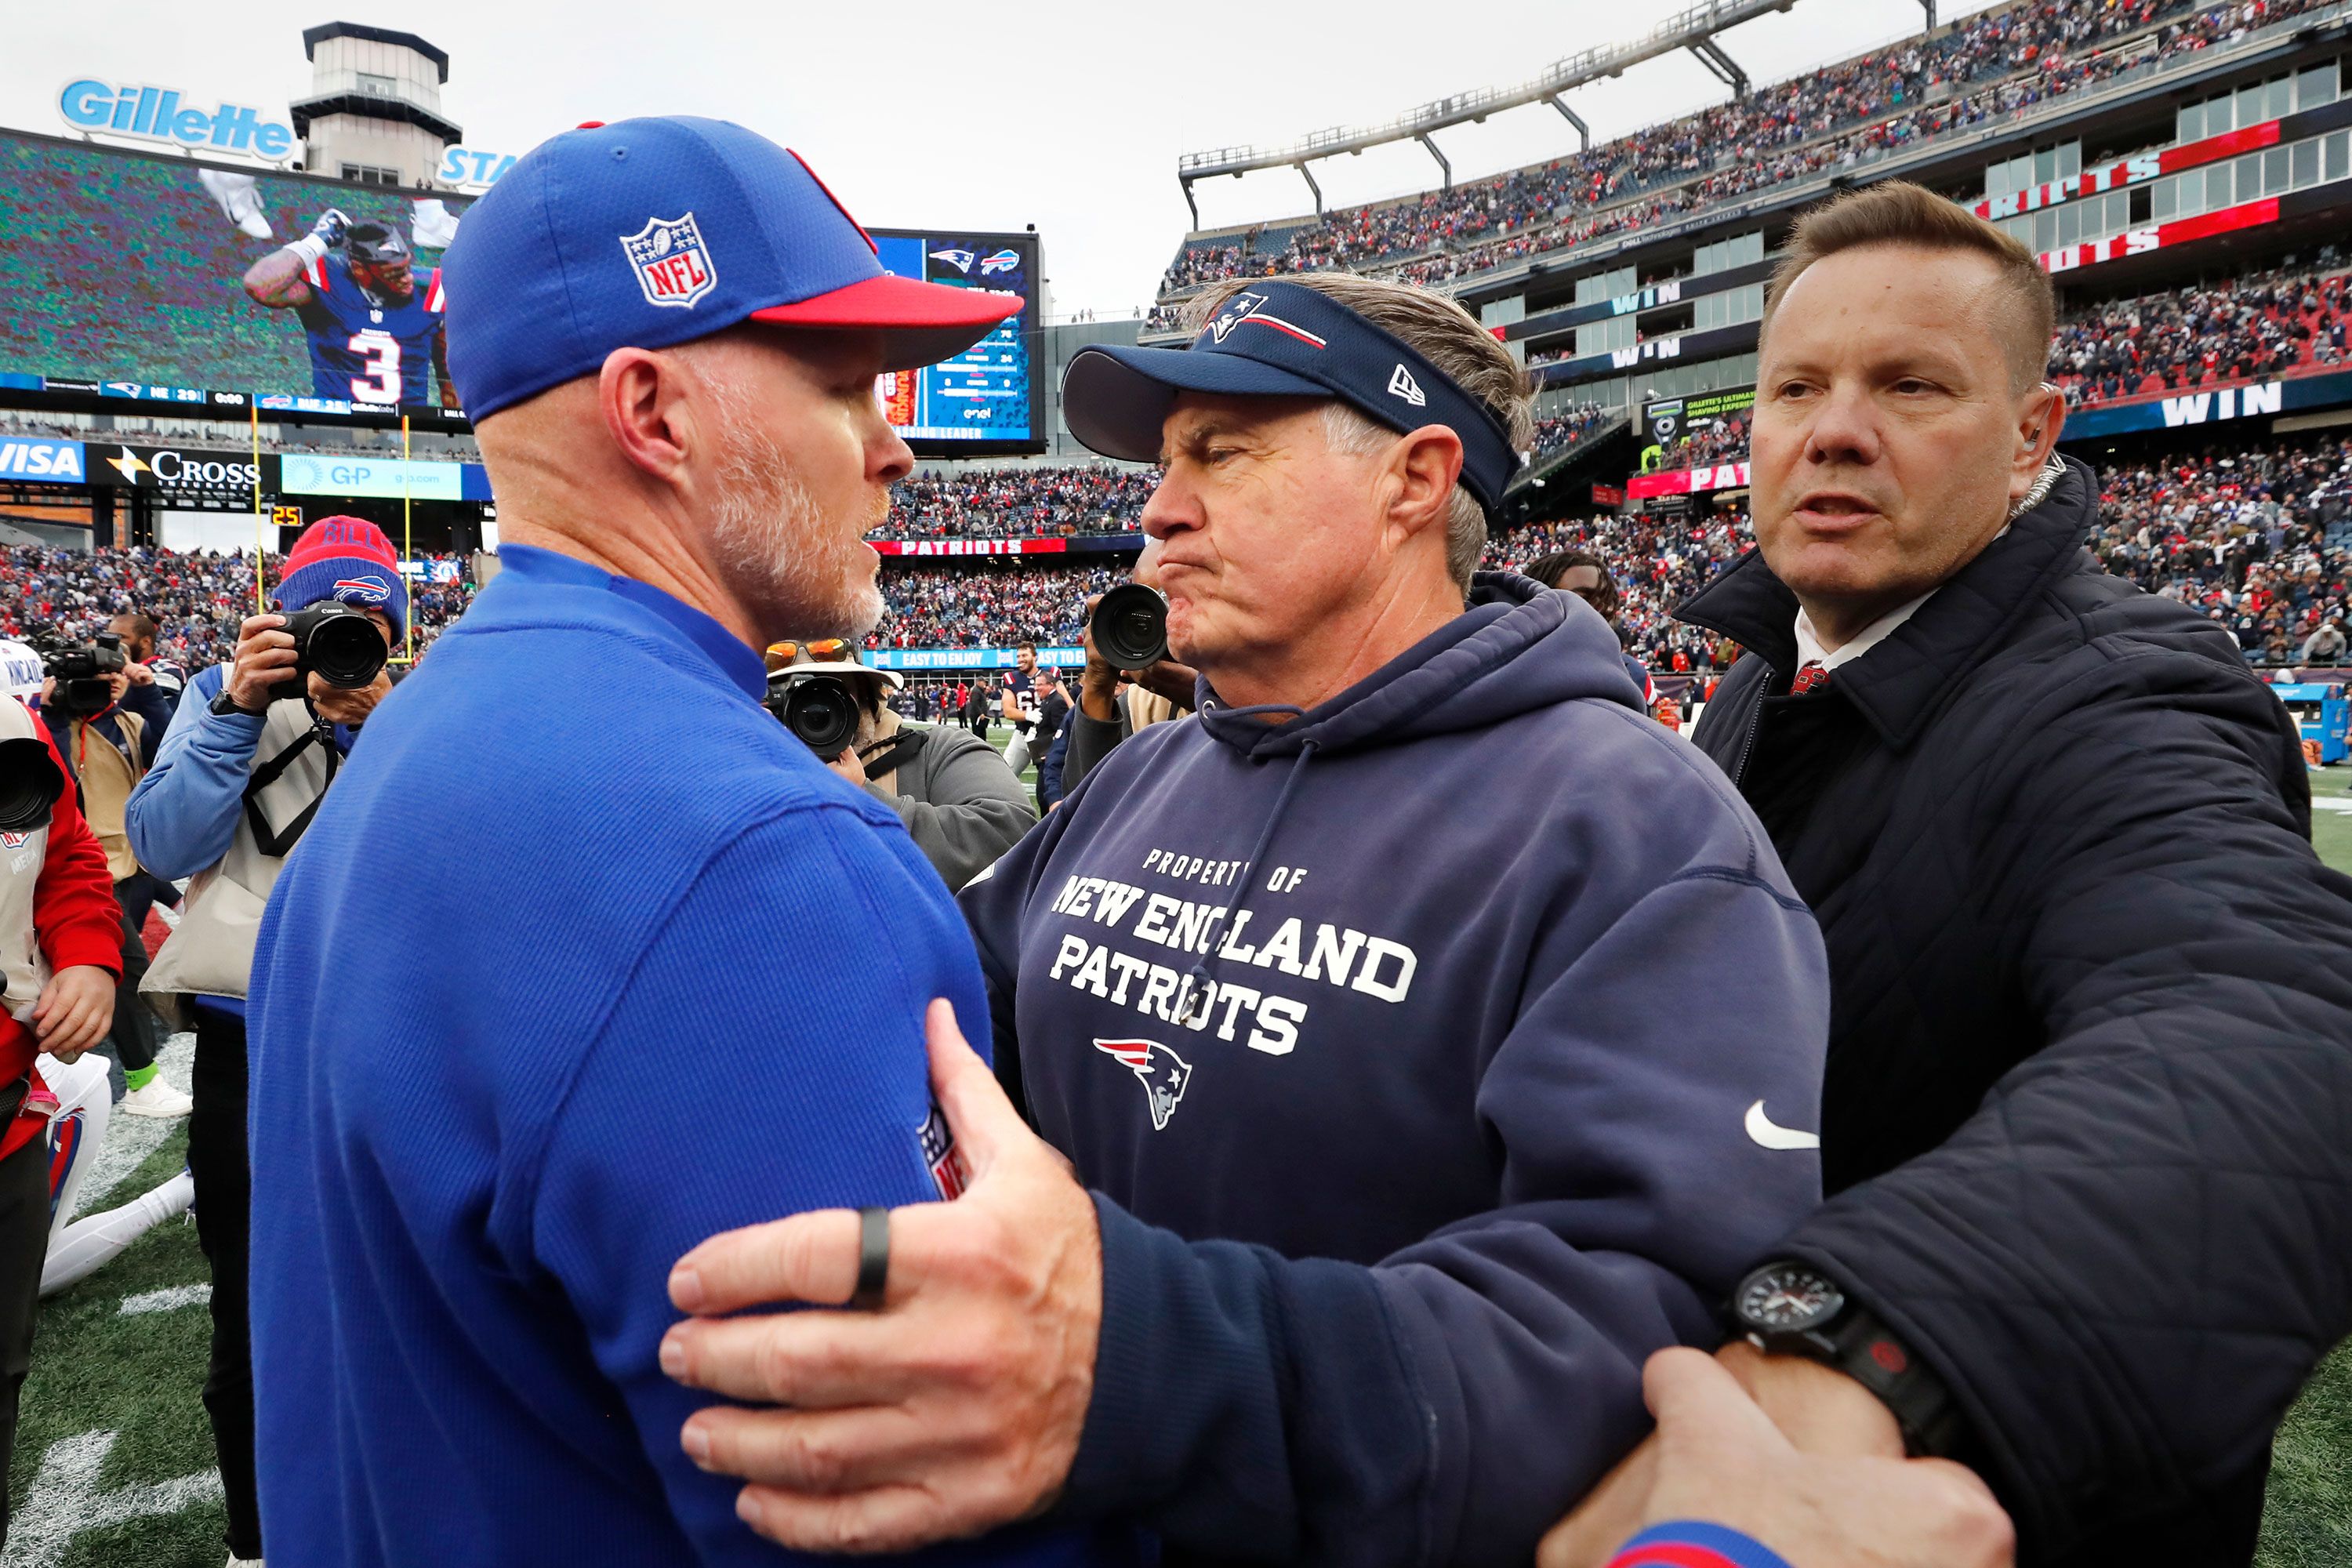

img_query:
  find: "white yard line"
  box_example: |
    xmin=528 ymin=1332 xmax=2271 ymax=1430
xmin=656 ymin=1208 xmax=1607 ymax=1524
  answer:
xmin=116 ymin=1283 xmax=211 ymax=1316
xmin=0 ymin=1431 xmax=220 ymax=1568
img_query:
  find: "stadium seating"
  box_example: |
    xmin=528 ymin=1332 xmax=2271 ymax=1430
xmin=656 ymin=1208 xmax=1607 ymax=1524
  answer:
xmin=872 ymin=561 xmax=1123 ymax=648
xmin=885 ymin=463 xmax=1153 ymax=538
xmin=0 ymin=545 xmax=474 ymax=669
xmin=2050 ymin=258 xmax=2352 ymax=407
xmin=1488 ymin=427 xmax=2352 ymax=671
xmin=1154 ymin=0 xmax=2333 ymax=309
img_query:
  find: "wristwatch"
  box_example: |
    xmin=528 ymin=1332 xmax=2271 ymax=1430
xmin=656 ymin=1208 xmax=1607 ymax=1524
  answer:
xmin=209 ymin=686 xmax=268 ymax=719
xmin=1728 ymin=1260 xmax=1968 ymax=1458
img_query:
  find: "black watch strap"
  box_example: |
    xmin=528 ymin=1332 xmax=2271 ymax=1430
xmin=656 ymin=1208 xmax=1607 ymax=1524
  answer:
xmin=1801 ymin=1301 xmax=1968 ymax=1458
xmin=210 ymin=686 xmax=268 ymax=719
xmin=1731 ymin=1261 xmax=1969 ymax=1459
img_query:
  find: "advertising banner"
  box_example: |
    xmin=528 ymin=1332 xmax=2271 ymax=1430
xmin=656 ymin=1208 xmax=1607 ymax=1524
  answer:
xmin=278 ymin=452 xmax=463 ymax=503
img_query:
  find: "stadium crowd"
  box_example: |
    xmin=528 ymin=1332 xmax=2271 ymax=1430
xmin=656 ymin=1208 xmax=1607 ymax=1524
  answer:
xmin=0 ymin=545 xmax=475 ymax=669
xmin=0 ymin=430 xmax=2341 ymax=676
xmin=884 ymin=463 xmax=1152 ymax=538
xmin=2049 ymin=258 xmax=2351 ymax=406
xmin=1152 ymin=0 xmax=2326 ymax=307
xmin=1486 ymin=428 xmax=2352 ymax=673
xmin=871 ymin=561 xmax=1122 ymax=648
xmin=1530 ymin=401 xmax=1612 ymax=460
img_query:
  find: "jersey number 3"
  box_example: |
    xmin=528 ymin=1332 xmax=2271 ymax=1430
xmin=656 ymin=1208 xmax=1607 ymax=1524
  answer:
xmin=347 ymin=332 xmax=401 ymax=404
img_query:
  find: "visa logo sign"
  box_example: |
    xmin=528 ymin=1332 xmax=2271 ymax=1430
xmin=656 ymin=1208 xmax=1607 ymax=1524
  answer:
xmin=0 ymin=439 xmax=85 ymax=482
xmin=2159 ymin=382 xmax=2284 ymax=426
xmin=57 ymin=80 xmax=295 ymax=160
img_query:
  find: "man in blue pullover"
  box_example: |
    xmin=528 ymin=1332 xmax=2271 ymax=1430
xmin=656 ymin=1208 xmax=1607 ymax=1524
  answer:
xmin=659 ymin=275 xmax=1831 ymax=1564
xmin=240 ymin=119 xmax=1103 ymax=1567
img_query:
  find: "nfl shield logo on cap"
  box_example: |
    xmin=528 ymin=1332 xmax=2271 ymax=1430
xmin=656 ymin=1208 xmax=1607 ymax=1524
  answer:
xmin=620 ymin=212 xmax=717 ymax=310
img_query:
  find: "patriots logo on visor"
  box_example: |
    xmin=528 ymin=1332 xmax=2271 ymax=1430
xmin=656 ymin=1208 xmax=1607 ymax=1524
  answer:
xmin=332 ymin=575 xmax=392 ymax=604
xmin=1095 ymin=1038 xmax=1192 ymax=1131
xmin=620 ymin=212 xmax=718 ymax=310
xmin=1203 ymin=291 xmax=1327 ymax=350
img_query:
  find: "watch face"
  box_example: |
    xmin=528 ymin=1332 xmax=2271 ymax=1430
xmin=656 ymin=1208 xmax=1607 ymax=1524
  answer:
xmin=1737 ymin=1265 xmax=1845 ymax=1331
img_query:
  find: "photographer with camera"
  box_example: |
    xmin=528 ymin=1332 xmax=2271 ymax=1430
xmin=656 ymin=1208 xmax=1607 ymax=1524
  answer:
xmin=1058 ymin=562 xmax=1198 ymax=796
xmin=767 ymin=640 xmax=1034 ymax=893
xmin=124 ymin=514 xmax=401 ymax=1568
xmin=38 ymin=622 xmax=183 ymax=1118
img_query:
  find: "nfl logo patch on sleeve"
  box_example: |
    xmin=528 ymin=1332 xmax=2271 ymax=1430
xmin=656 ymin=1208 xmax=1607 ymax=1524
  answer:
xmin=619 ymin=213 xmax=717 ymax=309
xmin=918 ymin=1102 xmax=964 ymax=1199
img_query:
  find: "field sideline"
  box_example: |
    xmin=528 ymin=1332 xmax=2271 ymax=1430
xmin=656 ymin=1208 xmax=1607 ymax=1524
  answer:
xmin=11 ymin=729 xmax=2349 ymax=1566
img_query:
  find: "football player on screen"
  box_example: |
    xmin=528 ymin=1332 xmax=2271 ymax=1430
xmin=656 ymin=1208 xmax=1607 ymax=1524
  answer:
xmin=241 ymin=209 xmax=457 ymax=409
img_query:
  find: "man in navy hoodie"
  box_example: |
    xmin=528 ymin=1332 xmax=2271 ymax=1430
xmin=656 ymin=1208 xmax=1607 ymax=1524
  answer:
xmin=659 ymin=275 xmax=1831 ymax=1565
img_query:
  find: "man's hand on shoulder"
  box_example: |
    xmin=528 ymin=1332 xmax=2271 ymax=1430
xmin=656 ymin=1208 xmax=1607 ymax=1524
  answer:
xmin=1538 ymin=1348 xmax=2012 ymax=1568
xmin=659 ymin=999 xmax=1101 ymax=1553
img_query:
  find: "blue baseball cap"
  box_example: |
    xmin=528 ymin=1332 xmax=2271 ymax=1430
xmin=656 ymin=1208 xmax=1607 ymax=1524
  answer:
xmin=442 ymin=116 xmax=1022 ymax=421
xmin=1062 ymin=281 xmax=1522 ymax=513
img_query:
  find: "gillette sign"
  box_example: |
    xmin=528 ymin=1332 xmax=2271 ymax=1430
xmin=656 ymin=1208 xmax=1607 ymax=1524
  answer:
xmin=57 ymin=80 xmax=296 ymax=160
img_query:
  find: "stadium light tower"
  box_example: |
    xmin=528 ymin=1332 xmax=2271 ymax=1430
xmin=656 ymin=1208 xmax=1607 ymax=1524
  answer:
xmin=290 ymin=23 xmax=462 ymax=188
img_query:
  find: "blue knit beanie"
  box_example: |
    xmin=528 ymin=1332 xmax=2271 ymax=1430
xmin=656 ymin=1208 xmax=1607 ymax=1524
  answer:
xmin=272 ymin=515 xmax=408 ymax=641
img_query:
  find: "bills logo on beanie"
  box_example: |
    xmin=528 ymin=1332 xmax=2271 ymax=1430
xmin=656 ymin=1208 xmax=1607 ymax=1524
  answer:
xmin=273 ymin=515 xmax=408 ymax=641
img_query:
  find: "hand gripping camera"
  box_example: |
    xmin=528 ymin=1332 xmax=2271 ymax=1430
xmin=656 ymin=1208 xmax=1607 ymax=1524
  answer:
xmin=269 ymin=601 xmax=390 ymax=702
xmin=44 ymin=633 xmax=127 ymax=719
xmin=1088 ymin=584 xmax=1169 ymax=670
xmin=765 ymin=671 xmax=861 ymax=758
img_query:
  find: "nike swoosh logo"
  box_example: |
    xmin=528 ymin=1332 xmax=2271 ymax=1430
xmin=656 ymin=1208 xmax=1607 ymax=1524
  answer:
xmin=1744 ymin=1099 xmax=1820 ymax=1151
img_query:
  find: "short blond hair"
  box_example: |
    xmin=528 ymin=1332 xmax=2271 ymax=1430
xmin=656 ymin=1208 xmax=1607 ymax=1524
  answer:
xmin=1186 ymin=273 xmax=1531 ymax=591
xmin=1763 ymin=180 xmax=2055 ymax=391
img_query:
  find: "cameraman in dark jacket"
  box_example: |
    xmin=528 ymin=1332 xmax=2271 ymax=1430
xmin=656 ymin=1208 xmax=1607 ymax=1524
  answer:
xmin=1547 ymin=182 xmax=2352 ymax=1568
xmin=40 ymin=620 xmax=180 ymax=1116
xmin=771 ymin=644 xmax=1034 ymax=893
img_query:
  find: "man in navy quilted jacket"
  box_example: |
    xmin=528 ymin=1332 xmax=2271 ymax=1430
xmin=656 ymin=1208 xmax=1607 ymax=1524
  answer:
xmin=1547 ymin=180 xmax=2352 ymax=1568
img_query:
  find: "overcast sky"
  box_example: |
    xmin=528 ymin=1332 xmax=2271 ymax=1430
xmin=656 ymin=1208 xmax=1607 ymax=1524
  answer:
xmin=4 ymin=0 xmax=2005 ymax=318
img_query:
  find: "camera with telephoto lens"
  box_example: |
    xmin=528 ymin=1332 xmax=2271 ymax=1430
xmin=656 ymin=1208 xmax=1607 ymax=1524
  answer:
xmin=44 ymin=633 xmax=128 ymax=719
xmin=270 ymin=601 xmax=389 ymax=702
xmin=765 ymin=672 xmax=861 ymax=759
xmin=1089 ymin=583 xmax=1168 ymax=670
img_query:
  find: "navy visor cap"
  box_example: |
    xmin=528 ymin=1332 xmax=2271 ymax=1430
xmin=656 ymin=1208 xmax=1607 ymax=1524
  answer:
xmin=1062 ymin=281 xmax=1521 ymax=512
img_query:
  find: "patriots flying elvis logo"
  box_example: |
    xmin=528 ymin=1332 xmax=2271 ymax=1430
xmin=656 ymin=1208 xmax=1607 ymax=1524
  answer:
xmin=1203 ymin=291 xmax=1327 ymax=350
xmin=1095 ymin=1038 xmax=1192 ymax=1131
xmin=332 ymin=575 xmax=392 ymax=604
xmin=928 ymin=248 xmax=976 ymax=274
xmin=620 ymin=212 xmax=717 ymax=309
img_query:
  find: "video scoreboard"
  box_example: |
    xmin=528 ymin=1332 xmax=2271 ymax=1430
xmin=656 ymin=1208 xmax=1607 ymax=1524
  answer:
xmin=871 ymin=230 xmax=1042 ymax=454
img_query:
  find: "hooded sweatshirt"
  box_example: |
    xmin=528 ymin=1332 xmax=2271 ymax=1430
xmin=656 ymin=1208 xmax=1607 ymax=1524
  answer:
xmin=960 ymin=572 xmax=1828 ymax=1566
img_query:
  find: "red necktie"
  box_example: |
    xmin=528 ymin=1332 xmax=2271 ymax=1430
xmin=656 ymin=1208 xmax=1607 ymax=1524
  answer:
xmin=1791 ymin=661 xmax=1832 ymax=695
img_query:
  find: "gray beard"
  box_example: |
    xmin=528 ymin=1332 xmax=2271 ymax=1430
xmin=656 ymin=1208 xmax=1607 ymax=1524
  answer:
xmin=705 ymin=387 xmax=884 ymax=642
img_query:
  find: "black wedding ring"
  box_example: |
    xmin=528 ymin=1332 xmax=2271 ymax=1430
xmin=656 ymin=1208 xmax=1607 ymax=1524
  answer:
xmin=851 ymin=1206 xmax=890 ymax=1312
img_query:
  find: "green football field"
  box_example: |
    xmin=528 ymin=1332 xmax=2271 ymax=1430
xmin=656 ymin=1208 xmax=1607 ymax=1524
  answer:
xmin=15 ymin=735 xmax=2352 ymax=1565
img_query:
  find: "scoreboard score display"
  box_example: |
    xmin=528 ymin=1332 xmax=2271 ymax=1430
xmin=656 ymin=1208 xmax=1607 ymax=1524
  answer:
xmin=871 ymin=230 xmax=1042 ymax=454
